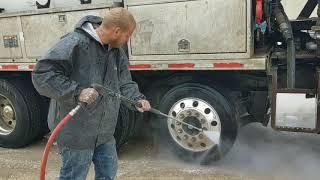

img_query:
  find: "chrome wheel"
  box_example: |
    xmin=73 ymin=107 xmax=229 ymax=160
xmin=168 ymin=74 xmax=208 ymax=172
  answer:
xmin=167 ymin=97 xmax=221 ymax=152
xmin=0 ymin=94 xmax=16 ymax=135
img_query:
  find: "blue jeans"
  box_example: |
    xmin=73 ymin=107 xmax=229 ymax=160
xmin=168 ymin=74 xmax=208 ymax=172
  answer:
xmin=58 ymin=143 xmax=118 ymax=180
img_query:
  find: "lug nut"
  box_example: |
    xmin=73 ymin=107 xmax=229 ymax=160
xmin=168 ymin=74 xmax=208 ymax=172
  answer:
xmin=199 ymin=134 xmax=204 ymax=139
xmin=200 ymin=143 xmax=206 ymax=147
xmin=183 ymin=135 xmax=189 ymax=140
xmin=191 ymin=137 xmax=197 ymax=142
xmin=176 ymin=121 xmax=181 ymax=125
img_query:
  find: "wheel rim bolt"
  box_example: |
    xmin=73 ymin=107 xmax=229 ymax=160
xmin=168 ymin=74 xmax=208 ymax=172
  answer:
xmin=183 ymin=135 xmax=188 ymax=140
xmin=191 ymin=137 xmax=197 ymax=142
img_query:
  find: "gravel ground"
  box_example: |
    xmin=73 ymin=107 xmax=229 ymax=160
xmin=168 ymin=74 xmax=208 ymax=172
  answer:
xmin=0 ymin=123 xmax=319 ymax=180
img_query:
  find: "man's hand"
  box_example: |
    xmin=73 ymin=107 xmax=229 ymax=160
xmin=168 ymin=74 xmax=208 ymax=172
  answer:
xmin=135 ymin=99 xmax=151 ymax=112
xmin=79 ymin=88 xmax=99 ymax=105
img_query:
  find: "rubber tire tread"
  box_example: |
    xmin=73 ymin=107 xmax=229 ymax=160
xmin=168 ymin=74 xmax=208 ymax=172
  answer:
xmin=0 ymin=78 xmax=42 ymax=148
xmin=158 ymin=83 xmax=238 ymax=163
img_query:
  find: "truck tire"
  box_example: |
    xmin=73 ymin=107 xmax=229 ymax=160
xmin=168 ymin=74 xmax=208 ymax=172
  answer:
xmin=114 ymin=105 xmax=135 ymax=149
xmin=158 ymin=83 xmax=238 ymax=163
xmin=0 ymin=79 xmax=42 ymax=148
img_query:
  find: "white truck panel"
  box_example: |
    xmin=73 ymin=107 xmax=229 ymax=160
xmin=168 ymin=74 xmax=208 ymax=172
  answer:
xmin=0 ymin=0 xmax=112 ymax=13
xmin=126 ymin=0 xmax=252 ymax=61
xmin=0 ymin=3 xmax=112 ymax=63
xmin=0 ymin=17 xmax=23 ymax=60
xmin=3 ymin=0 xmax=309 ymax=70
xmin=22 ymin=8 xmax=108 ymax=58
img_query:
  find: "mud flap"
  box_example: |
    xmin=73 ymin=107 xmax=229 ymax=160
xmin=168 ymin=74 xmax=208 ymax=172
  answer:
xmin=270 ymin=67 xmax=320 ymax=133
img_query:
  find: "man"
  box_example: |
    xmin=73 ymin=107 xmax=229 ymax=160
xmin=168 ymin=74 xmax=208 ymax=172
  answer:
xmin=32 ymin=7 xmax=151 ymax=180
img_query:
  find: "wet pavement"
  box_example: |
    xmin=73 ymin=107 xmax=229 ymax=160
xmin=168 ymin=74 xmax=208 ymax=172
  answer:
xmin=0 ymin=123 xmax=319 ymax=180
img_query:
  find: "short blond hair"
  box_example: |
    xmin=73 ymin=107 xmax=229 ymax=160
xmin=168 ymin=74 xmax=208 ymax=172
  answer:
xmin=102 ymin=7 xmax=136 ymax=30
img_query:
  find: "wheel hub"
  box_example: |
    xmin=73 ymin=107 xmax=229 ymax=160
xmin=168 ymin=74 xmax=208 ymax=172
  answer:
xmin=0 ymin=95 xmax=16 ymax=135
xmin=3 ymin=105 xmax=14 ymax=120
xmin=168 ymin=98 xmax=221 ymax=152
xmin=182 ymin=113 xmax=201 ymax=136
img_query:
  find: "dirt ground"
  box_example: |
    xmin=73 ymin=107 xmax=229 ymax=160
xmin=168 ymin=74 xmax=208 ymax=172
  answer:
xmin=0 ymin=123 xmax=319 ymax=180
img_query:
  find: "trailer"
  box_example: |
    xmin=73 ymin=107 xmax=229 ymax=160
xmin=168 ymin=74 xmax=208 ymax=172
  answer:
xmin=0 ymin=0 xmax=319 ymax=162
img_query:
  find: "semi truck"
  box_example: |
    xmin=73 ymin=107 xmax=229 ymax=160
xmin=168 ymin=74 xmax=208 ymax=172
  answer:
xmin=0 ymin=0 xmax=319 ymax=162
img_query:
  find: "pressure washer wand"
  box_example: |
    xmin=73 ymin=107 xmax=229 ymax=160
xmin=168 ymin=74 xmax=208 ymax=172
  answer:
xmin=91 ymin=83 xmax=203 ymax=132
xmin=148 ymin=108 xmax=203 ymax=132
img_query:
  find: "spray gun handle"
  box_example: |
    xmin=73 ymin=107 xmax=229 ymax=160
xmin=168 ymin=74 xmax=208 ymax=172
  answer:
xmin=90 ymin=83 xmax=144 ymax=110
xmin=91 ymin=83 xmax=109 ymax=96
xmin=78 ymin=102 xmax=87 ymax=108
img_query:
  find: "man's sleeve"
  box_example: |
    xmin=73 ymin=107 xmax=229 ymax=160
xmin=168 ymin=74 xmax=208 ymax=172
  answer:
xmin=32 ymin=33 xmax=83 ymax=104
xmin=118 ymin=49 xmax=146 ymax=110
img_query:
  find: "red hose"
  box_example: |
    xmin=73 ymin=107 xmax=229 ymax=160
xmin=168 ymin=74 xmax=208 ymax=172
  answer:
xmin=40 ymin=104 xmax=81 ymax=180
xmin=256 ymin=0 xmax=263 ymax=24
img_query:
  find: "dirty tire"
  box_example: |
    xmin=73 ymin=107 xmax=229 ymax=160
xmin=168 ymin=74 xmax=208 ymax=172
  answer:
xmin=38 ymin=96 xmax=50 ymax=136
xmin=0 ymin=78 xmax=42 ymax=148
xmin=158 ymin=83 xmax=238 ymax=163
xmin=115 ymin=105 xmax=135 ymax=149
